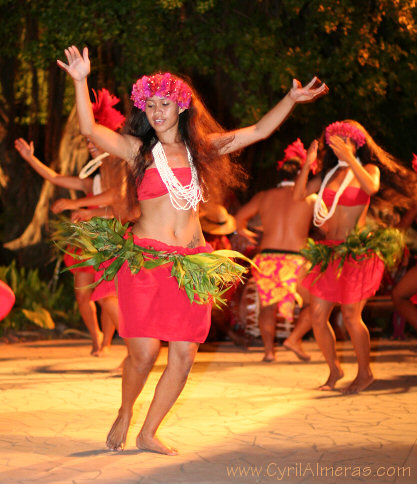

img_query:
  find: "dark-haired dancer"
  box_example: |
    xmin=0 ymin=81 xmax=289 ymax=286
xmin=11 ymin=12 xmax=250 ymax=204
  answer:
xmin=235 ymin=139 xmax=317 ymax=362
xmin=58 ymin=45 xmax=327 ymax=454
xmin=14 ymin=89 xmax=127 ymax=356
xmin=295 ymin=121 xmax=412 ymax=394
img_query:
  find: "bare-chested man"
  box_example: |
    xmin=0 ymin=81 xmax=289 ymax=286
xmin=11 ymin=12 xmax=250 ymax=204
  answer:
xmin=235 ymin=139 xmax=317 ymax=362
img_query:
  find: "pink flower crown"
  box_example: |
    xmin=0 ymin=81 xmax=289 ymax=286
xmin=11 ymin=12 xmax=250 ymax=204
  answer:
xmin=277 ymin=138 xmax=307 ymax=170
xmin=325 ymin=121 xmax=366 ymax=148
xmin=131 ymin=73 xmax=192 ymax=112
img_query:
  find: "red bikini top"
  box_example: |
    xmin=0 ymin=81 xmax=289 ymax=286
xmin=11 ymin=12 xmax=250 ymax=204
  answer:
xmin=322 ymin=186 xmax=370 ymax=208
xmin=136 ymin=167 xmax=192 ymax=201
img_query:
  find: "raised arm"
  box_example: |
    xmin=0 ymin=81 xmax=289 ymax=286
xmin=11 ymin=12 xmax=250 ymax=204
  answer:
xmin=212 ymin=78 xmax=328 ymax=155
xmin=14 ymin=138 xmax=89 ymax=192
xmin=328 ymin=135 xmax=380 ymax=195
xmin=293 ymin=140 xmax=321 ymax=201
xmin=57 ymin=46 xmax=139 ymax=164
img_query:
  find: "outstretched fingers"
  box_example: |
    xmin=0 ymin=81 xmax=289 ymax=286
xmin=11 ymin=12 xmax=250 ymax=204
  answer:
xmin=57 ymin=45 xmax=90 ymax=79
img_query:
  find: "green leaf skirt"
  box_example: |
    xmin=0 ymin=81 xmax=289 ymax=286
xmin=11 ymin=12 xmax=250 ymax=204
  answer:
xmin=52 ymin=217 xmax=254 ymax=307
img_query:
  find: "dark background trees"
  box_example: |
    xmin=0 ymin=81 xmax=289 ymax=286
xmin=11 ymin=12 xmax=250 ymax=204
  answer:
xmin=1 ymin=0 xmax=416 ymax=267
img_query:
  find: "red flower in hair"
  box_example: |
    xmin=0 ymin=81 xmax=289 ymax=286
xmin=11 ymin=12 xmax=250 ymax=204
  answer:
xmin=92 ymin=89 xmax=125 ymax=131
xmin=277 ymin=138 xmax=307 ymax=171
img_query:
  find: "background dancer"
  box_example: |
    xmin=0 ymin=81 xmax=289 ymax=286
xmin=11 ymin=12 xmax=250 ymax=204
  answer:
xmin=14 ymin=89 xmax=128 ymax=356
xmin=295 ymin=120 xmax=413 ymax=393
xmin=235 ymin=139 xmax=317 ymax=362
xmin=58 ymin=44 xmax=327 ymax=454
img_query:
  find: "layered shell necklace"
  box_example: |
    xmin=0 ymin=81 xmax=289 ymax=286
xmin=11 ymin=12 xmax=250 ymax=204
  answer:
xmin=313 ymin=159 xmax=360 ymax=227
xmin=152 ymin=141 xmax=204 ymax=211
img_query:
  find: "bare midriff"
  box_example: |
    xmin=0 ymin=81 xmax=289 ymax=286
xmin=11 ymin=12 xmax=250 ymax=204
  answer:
xmin=132 ymin=195 xmax=205 ymax=248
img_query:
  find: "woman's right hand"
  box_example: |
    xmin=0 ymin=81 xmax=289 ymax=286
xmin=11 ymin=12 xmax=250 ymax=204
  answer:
xmin=14 ymin=138 xmax=34 ymax=161
xmin=57 ymin=46 xmax=90 ymax=81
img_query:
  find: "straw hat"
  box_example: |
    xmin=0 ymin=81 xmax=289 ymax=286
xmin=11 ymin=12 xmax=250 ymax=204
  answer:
xmin=200 ymin=203 xmax=236 ymax=235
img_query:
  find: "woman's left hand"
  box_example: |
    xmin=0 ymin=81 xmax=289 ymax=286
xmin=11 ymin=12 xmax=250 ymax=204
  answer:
xmin=289 ymin=77 xmax=329 ymax=103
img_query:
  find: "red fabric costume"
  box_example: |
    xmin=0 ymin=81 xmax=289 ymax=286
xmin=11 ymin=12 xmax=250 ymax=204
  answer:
xmin=302 ymin=240 xmax=385 ymax=304
xmin=118 ymin=165 xmax=212 ymax=343
xmin=117 ymin=235 xmax=212 ymax=342
xmin=0 ymin=280 xmax=15 ymax=320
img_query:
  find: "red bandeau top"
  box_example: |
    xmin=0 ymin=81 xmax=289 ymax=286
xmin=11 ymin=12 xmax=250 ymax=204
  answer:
xmin=322 ymin=186 xmax=370 ymax=208
xmin=136 ymin=167 xmax=192 ymax=201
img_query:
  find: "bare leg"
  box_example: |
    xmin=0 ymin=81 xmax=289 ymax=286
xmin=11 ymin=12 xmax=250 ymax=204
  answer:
xmin=283 ymin=305 xmax=312 ymax=361
xmin=74 ymin=271 xmax=102 ymax=355
xmin=392 ymin=265 xmax=417 ymax=331
xmin=106 ymin=337 xmax=161 ymax=451
xmin=340 ymin=300 xmax=374 ymax=394
xmin=136 ymin=340 xmax=199 ymax=455
xmin=97 ymin=296 xmax=118 ymax=355
xmin=311 ymin=296 xmax=344 ymax=390
xmin=283 ymin=267 xmax=313 ymax=361
xmin=258 ymin=304 xmax=277 ymax=361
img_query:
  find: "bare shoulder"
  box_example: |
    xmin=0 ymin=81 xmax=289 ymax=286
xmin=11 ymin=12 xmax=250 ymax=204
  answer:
xmin=364 ymin=163 xmax=380 ymax=175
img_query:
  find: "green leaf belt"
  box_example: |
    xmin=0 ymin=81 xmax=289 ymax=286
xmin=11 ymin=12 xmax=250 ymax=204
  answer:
xmin=300 ymin=225 xmax=404 ymax=276
xmin=52 ymin=216 xmax=254 ymax=306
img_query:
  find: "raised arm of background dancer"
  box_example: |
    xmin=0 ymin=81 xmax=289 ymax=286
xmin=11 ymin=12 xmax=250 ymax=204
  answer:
xmin=212 ymin=78 xmax=328 ymax=155
xmin=57 ymin=46 xmax=139 ymax=164
xmin=293 ymin=139 xmax=321 ymax=200
xmin=235 ymin=193 xmax=262 ymax=244
xmin=328 ymin=135 xmax=380 ymax=195
xmin=51 ymin=187 xmax=116 ymax=214
xmin=14 ymin=137 xmax=88 ymax=192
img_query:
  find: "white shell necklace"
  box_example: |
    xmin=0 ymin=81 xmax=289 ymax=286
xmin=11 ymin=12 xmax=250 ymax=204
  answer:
xmin=152 ymin=141 xmax=204 ymax=211
xmin=313 ymin=158 xmax=361 ymax=227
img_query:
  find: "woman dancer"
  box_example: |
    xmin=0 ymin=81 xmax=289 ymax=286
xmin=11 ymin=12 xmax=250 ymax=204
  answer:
xmin=14 ymin=89 xmax=126 ymax=355
xmin=58 ymin=45 xmax=327 ymax=454
xmin=294 ymin=121 xmax=411 ymax=393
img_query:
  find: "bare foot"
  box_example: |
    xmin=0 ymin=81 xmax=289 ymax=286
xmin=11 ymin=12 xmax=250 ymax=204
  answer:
xmin=318 ymin=368 xmax=344 ymax=391
xmin=97 ymin=345 xmax=111 ymax=357
xmin=91 ymin=331 xmax=104 ymax=357
xmin=262 ymin=351 xmax=275 ymax=363
xmin=283 ymin=340 xmax=311 ymax=361
xmin=136 ymin=432 xmax=178 ymax=456
xmin=341 ymin=372 xmax=374 ymax=394
xmin=106 ymin=410 xmax=132 ymax=451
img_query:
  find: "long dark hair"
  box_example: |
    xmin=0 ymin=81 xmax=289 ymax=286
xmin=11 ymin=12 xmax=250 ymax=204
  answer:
xmin=123 ymin=73 xmax=247 ymax=205
xmin=316 ymin=119 xmax=417 ymax=222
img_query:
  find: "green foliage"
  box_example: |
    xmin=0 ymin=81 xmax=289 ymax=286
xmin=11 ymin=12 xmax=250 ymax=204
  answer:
xmin=0 ymin=260 xmax=81 ymax=334
xmin=301 ymin=226 xmax=405 ymax=278
xmin=53 ymin=216 xmax=252 ymax=307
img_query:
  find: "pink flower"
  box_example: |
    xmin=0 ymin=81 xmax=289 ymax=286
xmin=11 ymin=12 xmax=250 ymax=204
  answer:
xmin=325 ymin=121 xmax=366 ymax=148
xmin=131 ymin=73 xmax=192 ymax=111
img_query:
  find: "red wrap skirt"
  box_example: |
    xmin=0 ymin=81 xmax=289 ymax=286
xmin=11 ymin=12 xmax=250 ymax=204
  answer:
xmin=90 ymin=269 xmax=117 ymax=301
xmin=117 ymin=236 xmax=213 ymax=343
xmin=302 ymin=240 xmax=385 ymax=304
xmin=63 ymin=246 xmax=95 ymax=274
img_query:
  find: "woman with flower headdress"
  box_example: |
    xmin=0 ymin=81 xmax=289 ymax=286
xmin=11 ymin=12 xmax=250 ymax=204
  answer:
xmin=58 ymin=44 xmax=327 ymax=454
xmin=294 ymin=120 xmax=413 ymax=394
xmin=14 ymin=88 xmax=134 ymax=356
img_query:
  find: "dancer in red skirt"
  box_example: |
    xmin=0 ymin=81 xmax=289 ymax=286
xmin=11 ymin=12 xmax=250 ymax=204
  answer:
xmin=58 ymin=44 xmax=327 ymax=454
xmin=14 ymin=89 xmax=128 ymax=355
xmin=294 ymin=121 xmax=414 ymax=393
